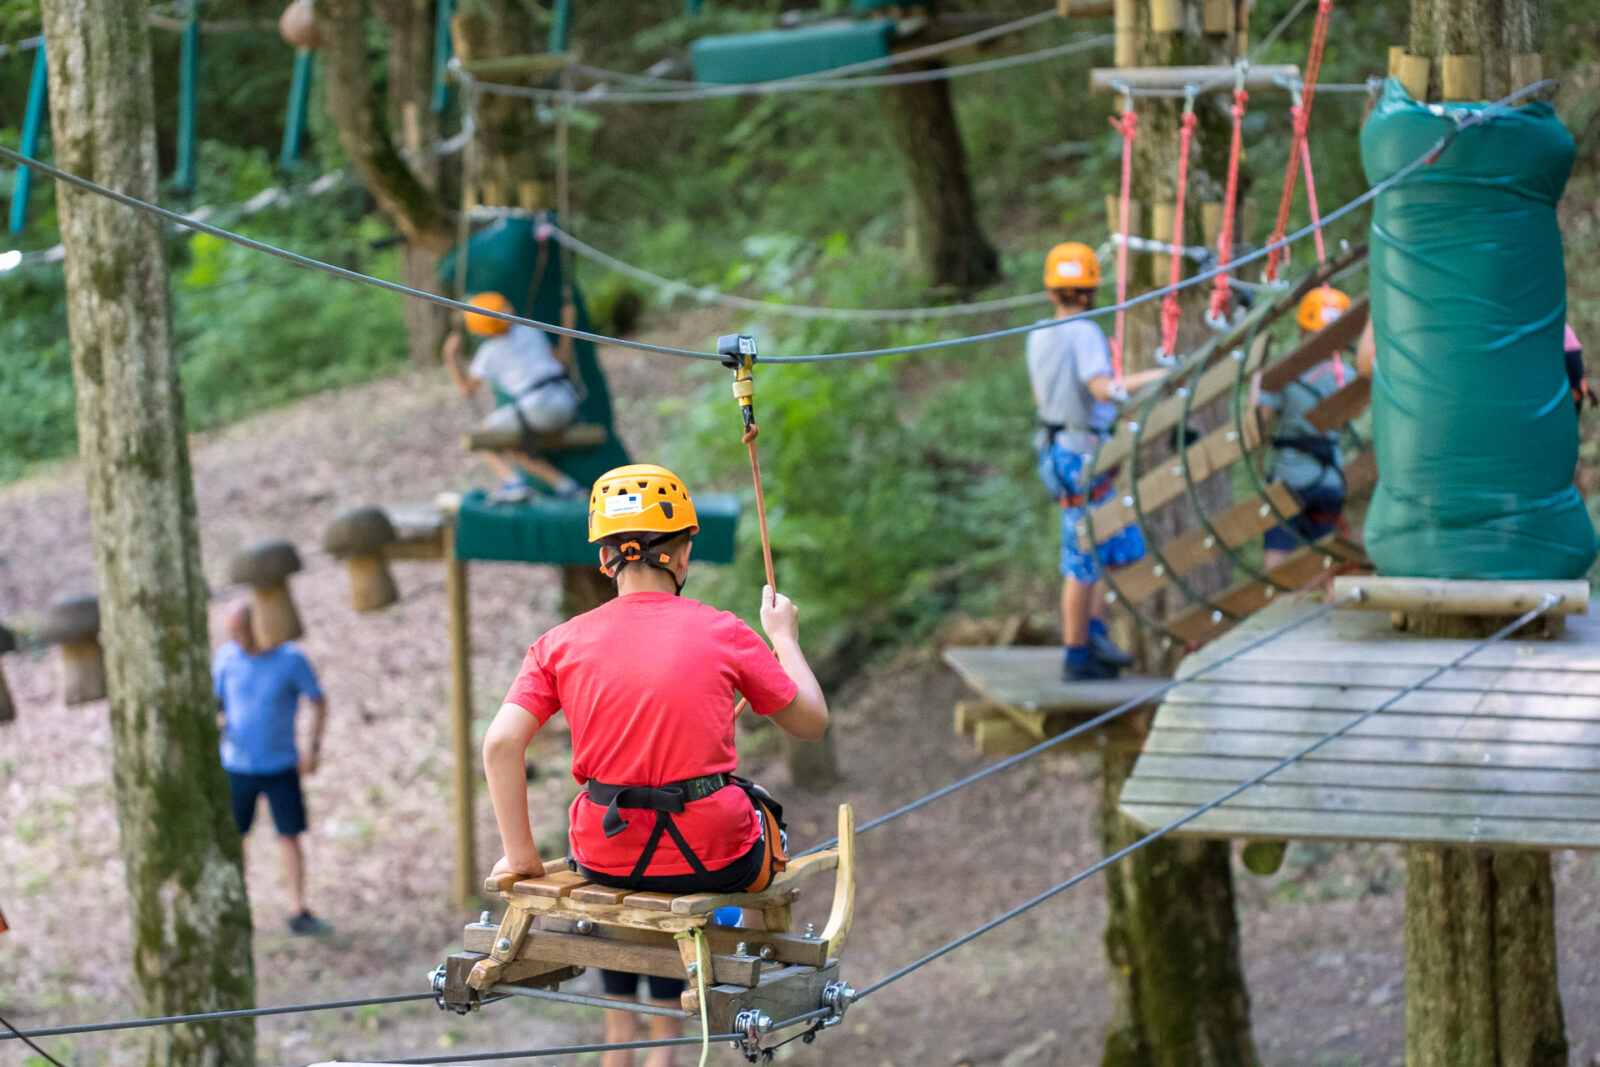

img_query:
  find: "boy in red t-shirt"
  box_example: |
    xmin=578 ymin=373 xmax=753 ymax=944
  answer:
xmin=483 ymin=463 xmax=828 ymax=1061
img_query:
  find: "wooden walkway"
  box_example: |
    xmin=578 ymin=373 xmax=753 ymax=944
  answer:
xmin=944 ymin=646 xmax=1166 ymax=754
xmin=1119 ymin=598 xmax=1600 ymax=849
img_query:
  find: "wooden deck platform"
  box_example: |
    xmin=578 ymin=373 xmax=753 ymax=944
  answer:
xmin=943 ymin=646 xmax=1166 ymax=754
xmin=1119 ymin=598 xmax=1600 ymax=849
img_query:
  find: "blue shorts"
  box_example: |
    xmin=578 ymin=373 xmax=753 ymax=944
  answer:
xmin=1037 ymin=439 xmax=1146 ymax=583
xmin=227 ymin=769 xmax=308 ymax=837
xmin=1263 ymin=483 xmax=1347 ymax=553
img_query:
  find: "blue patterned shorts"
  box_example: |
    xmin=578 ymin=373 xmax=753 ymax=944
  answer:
xmin=1036 ymin=440 xmax=1146 ymax=583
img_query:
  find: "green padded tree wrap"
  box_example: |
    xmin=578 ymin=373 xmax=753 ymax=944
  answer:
xmin=1360 ymin=79 xmax=1596 ymax=579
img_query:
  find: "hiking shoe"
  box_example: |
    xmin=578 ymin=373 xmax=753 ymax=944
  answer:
xmin=1089 ymin=631 xmax=1135 ymax=669
xmin=488 ymin=479 xmax=532 ymax=503
xmin=288 ymin=910 xmax=331 ymax=937
xmin=1064 ymin=654 xmax=1120 ymax=682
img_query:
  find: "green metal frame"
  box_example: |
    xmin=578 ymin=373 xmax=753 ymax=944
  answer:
xmin=176 ymin=15 xmax=200 ymax=194
xmin=279 ymin=48 xmax=315 ymax=171
xmin=10 ymin=43 xmax=48 ymax=235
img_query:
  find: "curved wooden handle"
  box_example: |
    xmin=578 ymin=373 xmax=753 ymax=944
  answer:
xmin=819 ymin=804 xmax=856 ymax=958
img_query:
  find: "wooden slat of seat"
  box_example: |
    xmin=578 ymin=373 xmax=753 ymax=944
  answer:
xmin=1305 ymin=376 xmax=1372 ymax=433
xmin=511 ymin=869 xmax=590 ymax=898
xmin=569 ymin=884 xmax=633 ymax=905
xmin=1257 ymin=296 xmax=1370 ymax=392
xmin=1120 ymin=776 xmax=1600 ymax=822
xmin=1128 ymin=753 xmax=1600 ymax=798
xmin=622 ymin=892 xmax=681 ymax=913
xmin=505 ymin=927 xmax=763 ymax=986
xmin=670 ymin=851 xmax=839 ymax=915
xmin=463 ymin=423 xmax=608 ymax=454
xmin=1118 ymin=803 xmax=1600 ymax=850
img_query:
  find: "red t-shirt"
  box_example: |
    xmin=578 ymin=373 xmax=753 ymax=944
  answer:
xmin=504 ymin=591 xmax=799 ymax=878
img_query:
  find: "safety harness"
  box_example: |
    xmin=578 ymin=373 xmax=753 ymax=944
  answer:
xmin=584 ymin=774 xmax=790 ymax=892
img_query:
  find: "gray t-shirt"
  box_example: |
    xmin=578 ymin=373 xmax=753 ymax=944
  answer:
xmin=1261 ymin=359 xmax=1344 ymax=492
xmin=1026 ymin=318 xmax=1116 ymax=452
xmin=469 ymin=324 xmax=564 ymax=398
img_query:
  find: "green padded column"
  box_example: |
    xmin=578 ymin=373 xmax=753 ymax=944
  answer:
xmin=1360 ymin=79 xmax=1596 ymax=579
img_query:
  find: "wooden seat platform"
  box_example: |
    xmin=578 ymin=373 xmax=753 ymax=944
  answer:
xmin=944 ymin=646 xmax=1166 ymax=754
xmin=1119 ymin=596 xmax=1600 ymax=850
xmin=434 ymin=805 xmax=857 ymax=1037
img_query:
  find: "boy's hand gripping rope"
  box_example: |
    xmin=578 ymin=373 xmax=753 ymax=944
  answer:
xmin=1156 ymin=92 xmax=1198 ymax=365
xmin=1207 ymin=71 xmax=1248 ymax=329
xmin=1264 ymin=0 xmax=1333 ymax=282
xmin=1109 ymin=93 xmax=1138 ymax=383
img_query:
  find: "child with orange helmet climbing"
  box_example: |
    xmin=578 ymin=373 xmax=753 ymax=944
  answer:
xmin=1254 ymin=286 xmax=1355 ymax=570
xmin=1030 ymin=241 xmax=1166 ymax=681
xmin=443 ymin=291 xmax=585 ymax=502
xmin=481 ymin=463 xmax=829 ymax=1064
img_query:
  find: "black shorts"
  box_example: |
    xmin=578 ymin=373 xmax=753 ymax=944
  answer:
xmin=600 ymin=969 xmax=685 ymax=1002
xmin=227 ymin=769 xmax=308 ymax=837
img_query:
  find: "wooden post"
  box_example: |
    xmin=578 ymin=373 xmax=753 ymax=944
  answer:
xmin=444 ymin=517 xmax=477 ymax=911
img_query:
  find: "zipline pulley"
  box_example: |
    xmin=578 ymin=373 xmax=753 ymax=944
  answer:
xmin=718 ymin=333 xmax=759 ymax=438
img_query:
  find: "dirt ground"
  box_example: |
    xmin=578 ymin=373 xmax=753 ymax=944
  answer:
xmin=3 ymin=329 xmax=1600 ymax=1067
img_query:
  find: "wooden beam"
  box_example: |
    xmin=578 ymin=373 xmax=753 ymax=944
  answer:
xmin=1058 ymin=0 xmax=1114 ymax=15
xmin=458 ymin=51 xmax=573 ymax=82
xmin=1440 ymin=54 xmax=1482 ymax=101
xmin=1090 ymin=64 xmax=1299 ymax=95
xmin=463 ymin=423 xmax=608 ymax=453
xmin=1304 ymin=375 xmax=1371 ymax=433
xmin=444 ymin=519 xmax=476 ymax=911
xmin=1257 ymin=296 xmax=1369 ymax=392
xmin=1394 ymin=51 xmax=1431 ymax=100
xmin=1331 ymin=578 xmax=1591 ymax=617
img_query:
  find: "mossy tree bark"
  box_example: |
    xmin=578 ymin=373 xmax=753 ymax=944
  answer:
xmin=1408 ymin=0 xmax=1539 ymax=100
xmin=879 ymin=58 xmax=1000 ymax=291
xmin=1404 ymin=846 xmax=1566 ymax=1067
xmin=321 ymin=0 xmax=455 ymax=365
xmin=1101 ymin=748 xmax=1258 ymax=1067
xmin=37 ymin=0 xmax=256 ymax=1061
xmin=1099 ymin=6 xmax=1258 ymax=1065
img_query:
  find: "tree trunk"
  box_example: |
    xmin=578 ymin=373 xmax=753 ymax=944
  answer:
xmin=1398 ymin=3 xmax=1565 ymax=1059
xmin=1101 ymin=747 xmax=1258 ymax=1067
xmin=878 ymin=58 xmax=999 ymax=291
xmin=1099 ymin=6 xmax=1259 ymax=1065
xmin=381 ymin=0 xmax=453 ymax=365
xmin=38 ymin=1 xmax=256 ymax=1062
xmin=320 ymin=0 xmax=454 ymax=257
xmin=1408 ymin=0 xmax=1539 ymax=100
xmin=1404 ymin=846 xmax=1567 ymax=1067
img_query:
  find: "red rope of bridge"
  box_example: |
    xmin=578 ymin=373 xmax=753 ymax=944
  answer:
xmin=1109 ymin=101 xmax=1138 ymax=382
xmin=1207 ymin=83 xmax=1249 ymax=325
xmin=1159 ymin=104 xmax=1198 ymax=359
xmin=1264 ymin=0 xmax=1334 ymax=282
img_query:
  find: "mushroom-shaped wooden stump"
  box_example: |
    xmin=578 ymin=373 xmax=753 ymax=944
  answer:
xmin=323 ymin=507 xmax=399 ymax=613
xmin=38 ymin=596 xmax=105 ymax=706
xmin=0 ymin=624 xmax=16 ymax=723
xmin=279 ymin=0 xmax=320 ymax=49
xmin=228 ymin=540 xmax=305 ymax=649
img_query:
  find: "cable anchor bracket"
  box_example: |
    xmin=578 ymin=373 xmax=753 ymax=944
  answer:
xmin=717 ymin=333 xmax=758 ymax=435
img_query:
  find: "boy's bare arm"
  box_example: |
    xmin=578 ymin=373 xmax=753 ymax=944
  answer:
xmin=484 ymin=702 xmax=546 ymax=878
xmin=300 ymin=697 xmax=328 ymax=775
xmin=759 ymin=586 xmax=829 ymax=741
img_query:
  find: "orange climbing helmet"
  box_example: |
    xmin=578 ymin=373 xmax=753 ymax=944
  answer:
xmin=589 ymin=464 xmax=700 ymax=543
xmin=1297 ymin=286 xmax=1352 ymax=332
xmin=463 ymin=292 xmax=515 ymax=337
xmin=1044 ymin=242 xmax=1101 ymax=291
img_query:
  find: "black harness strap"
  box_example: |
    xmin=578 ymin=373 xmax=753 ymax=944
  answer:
xmin=586 ymin=775 xmax=730 ymax=881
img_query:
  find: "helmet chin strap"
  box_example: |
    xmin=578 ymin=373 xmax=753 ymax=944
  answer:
xmin=601 ymin=534 xmax=687 ymax=595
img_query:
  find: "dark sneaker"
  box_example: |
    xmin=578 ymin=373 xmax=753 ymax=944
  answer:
xmin=1089 ymin=631 xmax=1135 ymax=669
xmin=1063 ymin=654 xmax=1120 ymax=682
xmin=288 ymin=910 xmax=331 ymax=937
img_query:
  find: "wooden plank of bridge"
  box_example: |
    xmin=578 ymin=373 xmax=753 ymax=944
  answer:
xmin=943 ymin=646 xmax=1164 ymax=753
xmin=1258 ymin=297 xmax=1370 ymax=392
xmin=1083 ymin=418 xmax=1254 ymax=547
xmin=1120 ymin=595 xmax=1600 ymax=850
xmin=1112 ymin=482 xmax=1301 ymax=603
xmin=1305 ymin=376 xmax=1372 ymax=433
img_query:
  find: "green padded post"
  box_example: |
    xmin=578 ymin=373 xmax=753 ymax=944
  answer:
xmin=10 ymin=43 xmax=48 ymax=235
xmin=431 ymin=0 xmax=453 ymax=113
xmin=279 ymin=48 xmax=314 ymax=171
xmin=690 ymin=22 xmax=891 ymax=85
xmin=548 ymin=0 xmax=571 ymax=55
xmin=452 ymin=493 xmax=740 ymax=565
xmin=684 ymin=0 xmax=701 ymax=14
xmin=175 ymin=14 xmax=200 ymax=194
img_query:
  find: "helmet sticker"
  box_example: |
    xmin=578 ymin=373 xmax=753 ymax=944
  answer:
xmin=1057 ymin=262 xmax=1084 ymax=279
xmin=603 ymin=493 xmax=644 ymax=518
